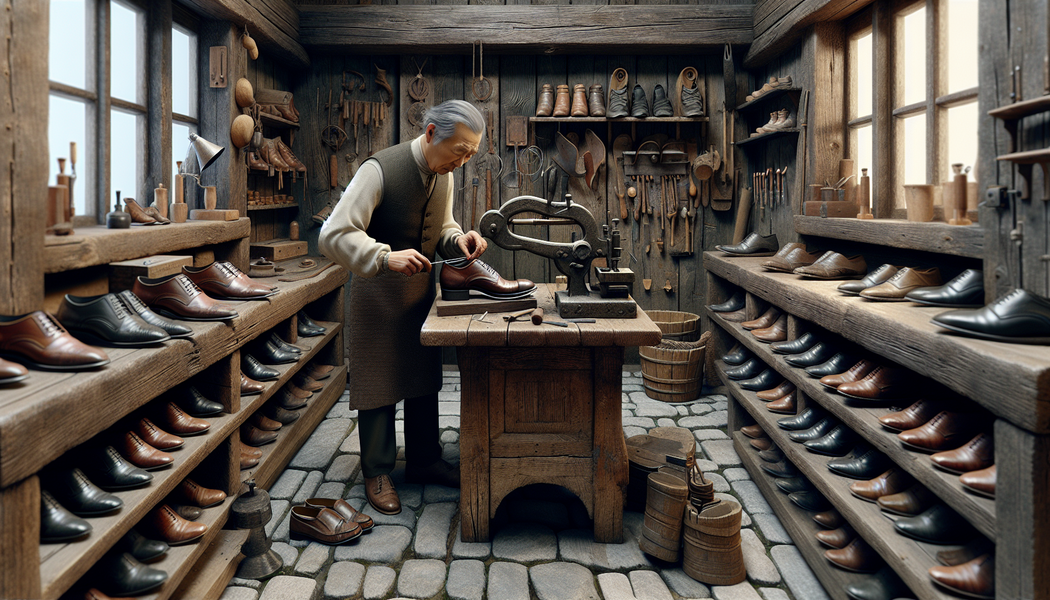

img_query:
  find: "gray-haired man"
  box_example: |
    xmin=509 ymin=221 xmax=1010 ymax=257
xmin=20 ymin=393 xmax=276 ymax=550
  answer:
xmin=319 ymin=100 xmax=487 ymax=515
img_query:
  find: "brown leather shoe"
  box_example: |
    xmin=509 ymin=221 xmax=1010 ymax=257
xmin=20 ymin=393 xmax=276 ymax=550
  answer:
xmin=171 ymin=503 xmax=203 ymax=521
xmin=835 ymin=366 xmax=916 ymax=401
xmin=274 ymin=138 xmax=307 ymax=172
xmin=241 ymin=424 xmax=278 ymax=447
xmin=306 ymin=362 xmax=334 ymax=380
xmin=293 ymin=373 xmax=324 ymax=392
xmin=587 ymin=84 xmax=606 ymax=117
xmin=570 ymin=83 xmax=588 ymax=117
xmin=812 ymin=510 xmax=844 ymax=529
xmin=241 ymin=373 xmax=266 ymax=396
xmin=286 ymin=381 xmax=314 ymax=399
xmin=741 ymin=306 xmax=782 ymax=331
xmin=794 ymin=252 xmax=867 ymax=280
xmin=176 ymin=478 xmax=226 ymax=508
xmin=749 ymin=437 xmax=773 ymax=451
xmin=849 ymin=468 xmax=914 ymax=502
xmin=133 ymin=274 xmax=238 ymax=321
xmin=824 ymin=537 xmax=883 ymax=573
xmin=878 ymin=398 xmax=946 ymax=432
xmin=756 ymin=380 xmax=795 ymax=401
xmin=0 ymin=312 xmax=109 ymax=370
xmin=536 ymin=84 xmax=554 ymax=117
xmin=156 ymin=401 xmax=211 ymax=436
xmin=762 ymin=243 xmax=822 ymax=273
xmin=751 ymin=314 xmax=788 ymax=343
xmin=135 ymin=418 xmax=184 ymax=451
xmin=145 ymin=504 xmax=207 ymax=545
xmin=123 ymin=198 xmax=158 ymax=224
xmin=249 ymin=412 xmax=283 ymax=432
xmin=278 ymin=387 xmax=308 ymax=410
xmin=248 ymin=151 xmax=270 ymax=171
xmin=552 ymin=84 xmax=571 ymax=117
xmin=264 ymin=402 xmax=301 ymax=425
xmin=931 ymin=432 xmax=994 ymax=475
xmin=182 ymin=262 xmax=277 ymax=301
xmin=117 ymin=431 xmax=174 ymax=471
xmin=85 ymin=588 xmax=116 ymax=600
xmin=815 ymin=524 xmax=855 ymax=549
xmin=765 ymin=390 xmax=797 ymax=414
xmin=439 ymin=258 xmax=536 ymax=301
xmin=0 ymin=356 xmax=28 ymax=384
xmin=959 ymin=465 xmax=995 ymax=499
xmin=365 ymin=474 xmax=402 ymax=515
xmin=860 ymin=266 xmax=943 ymax=301
xmin=405 ymin=459 xmax=460 ymax=488
xmin=819 ymin=359 xmax=878 ymax=390
xmin=877 ymin=483 xmax=938 ymax=516
xmin=290 ymin=506 xmax=362 ymax=544
xmin=897 ymin=411 xmax=983 ymax=453
xmin=740 ymin=424 xmax=764 ymax=439
xmin=929 ymin=554 xmax=994 ymax=600
xmin=305 ymin=497 xmax=375 ymax=532
xmin=239 ymin=447 xmax=261 ymax=470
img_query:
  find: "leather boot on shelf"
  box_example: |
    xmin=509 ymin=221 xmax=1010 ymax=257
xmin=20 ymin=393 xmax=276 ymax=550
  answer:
xmin=536 ymin=84 xmax=554 ymax=116
xmin=588 ymin=84 xmax=606 ymax=117
xmin=651 ymin=84 xmax=673 ymax=117
xmin=681 ymin=85 xmax=704 ymax=117
xmin=631 ymin=85 xmax=650 ymax=118
xmin=638 ymin=468 xmax=689 ymax=562
xmin=552 ymin=85 xmax=571 ymax=117
xmin=248 ymin=152 xmax=270 ymax=171
xmin=607 ymin=87 xmax=629 ymax=118
xmin=756 ymin=111 xmax=780 ymax=134
xmin=259 ymin=138 xmax=291 ymax=171
xmin=275 ymin=138 xmax=307 ymax=172
xmin=570 ymin=84 xmax=588 ymax=117
xmin=774 ymin=108 xmax=796 ymax=129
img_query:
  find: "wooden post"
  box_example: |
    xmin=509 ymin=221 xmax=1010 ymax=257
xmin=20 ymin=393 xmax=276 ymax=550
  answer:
xmin=994 ymin=419 xmax=1050 ymax=599
xmin=872 ymin=2 xmax=895 ymax=218
xmin=593 ymin=346 xmax=627 ymax=543
xmin=457 ymin=347 xmax=491 ymax=542
xmin=0 ymin=477 xmax=41 ymax=599
xmin=812 ymin=22 xmax=846 ymax=196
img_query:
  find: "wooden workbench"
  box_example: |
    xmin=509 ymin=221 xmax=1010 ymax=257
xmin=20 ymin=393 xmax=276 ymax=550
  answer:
xmin=421 ymin=283 xmax=662 ymax=542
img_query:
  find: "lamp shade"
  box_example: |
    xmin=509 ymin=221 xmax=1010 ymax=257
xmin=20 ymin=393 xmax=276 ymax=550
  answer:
xmin=189 ymin=132 xmax=226 ymax=173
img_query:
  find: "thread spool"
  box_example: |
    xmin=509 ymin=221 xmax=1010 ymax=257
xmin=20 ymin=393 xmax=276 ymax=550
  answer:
xmin=154 ymin=183 xmax=168 ymax=219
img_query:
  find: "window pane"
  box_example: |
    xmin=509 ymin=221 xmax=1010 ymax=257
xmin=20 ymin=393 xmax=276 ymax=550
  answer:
xmin=49 ymin=94 xmax=92 ymax=217
xmin=855 ymin=32 xmax=873 ymax=118
xmin=110 ymin=0 xmax=143 ymax=103
xmin=946 ymin=0 xmax=978 ymax=92
xmin=901 ymin=6 xmax=926 ymax=106
xmin=856 ymin=124 xmax=873 ymax=178
xmin=50 ymin=0 xmax=87 ymax=89
xmin=172 ymin=26 xmax=197 ymax=117
xmin=946 ymin=103 xmax=978 ymax=176
xmin=902 ymin=114 xmax=927 ymax=185
xmin=111 ymin=108 xmax=143 ymax=206
xmin=172 ymin=122 xmax=198 ymax=183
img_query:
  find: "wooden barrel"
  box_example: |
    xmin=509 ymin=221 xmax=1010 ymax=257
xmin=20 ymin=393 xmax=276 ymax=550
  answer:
xmin=640 ymin=331 xmax=711 ymax=402
xmin=646 ymin=310 xmax=700 ymax=340
xmin=682 ymin=501 xmax=746 ymax=586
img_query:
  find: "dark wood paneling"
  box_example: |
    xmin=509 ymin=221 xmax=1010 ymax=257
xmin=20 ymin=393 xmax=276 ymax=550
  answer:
xmin=198 ymin=21 xmax=248 ymax=217
xmin=175 ymin=0 xmax=309 ymax=69
xmin=746 ymin=0 xmax=871 ymax=68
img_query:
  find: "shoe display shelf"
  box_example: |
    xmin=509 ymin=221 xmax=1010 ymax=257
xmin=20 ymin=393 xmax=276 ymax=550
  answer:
xmin=733 ymin=86 xmax=801 ymax=149
xmin=733 ymin=128 xmax=800 ymax=148
xmin=793 ymin=215 xmax=984 ymax=259
xmin=0 ymin=265 xmax=347 ymax=600
xmin=527 ymin=116 xmax=709 ymax=151
xmin=247 ymin=109 xmax=305 ymax=257
xmin=703 ymin=250 xmax=1050 ymax=599
xmin=989 ymin=94 xmax=1050 ymax=201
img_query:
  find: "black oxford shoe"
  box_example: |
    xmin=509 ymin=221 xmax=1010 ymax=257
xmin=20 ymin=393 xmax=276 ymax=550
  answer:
xmin=269 ymin=332 xmax=303 ymax=355
xmin=844 ymin=567 xmax=913 ymax=600
xmin=778 ymin=407 xmax=827 ymax=431
xmin=175 ymin=385 xmax=224 ymax=417
xmin=804 ymin=425 xmax=859 ymax=457
xmin=760 ymin=459 xmax=799 ymax=478
xmin=805 ymin=353 xmax=860 ymax=378
xmin=933 ymin=288 xmax=1050 ymax=344
xmin=716 ymin=232 xmax=780 ymax=257
xmin=255 ymin=338 xmax=300 ymax=364
xmin=242 ymin=353 xmax=280 ymax=381
xmin=298 ymin=311 xmax=327 ymax=337
xmin=827 ymin=446 xmax=891 ymax=480
xmin=43 ymin=467 xmax=123 ymax=516
xmin=56 ymin=293 xmax=171 ymax=347
xmin=770 ymin=332 xmax=819 ymax=355
xmin=788 ymin=490 xmax=831 ymax=512
xmin=758 ymin=447 xmax=785 ymax=462
xmin=722 ymin=345 xmax=752 ymax=366
xmin=724 ymin=358 xmax=765 ymax=380
xmin=93 ymin=551 xmax=168 ymax=596
xmin=784 ymin=342 xmax=838 ymax=367
xmin=738 ymin=369 xmax=782 ymax=391
xmin=893 ymin=504 xmax=976 ymax=545
xmin=115 ymin=528 xmax=169 ymax=562
xmin=906 ymin=269 xmax=984 ymax=308
xmin=80 ymin=446 xmax=153 ymax=490
xmin=787 ymin=418 xmax=836 ymax=443
xmin=708 ymin=291 xmax=746 ymax=313
xmin=40 ymin=490 xmax=91 ymax=542
xmin=774 ymin=477 xmax=815 ymax=494
xmin=117 ymin=290 xmax=194 ymax=339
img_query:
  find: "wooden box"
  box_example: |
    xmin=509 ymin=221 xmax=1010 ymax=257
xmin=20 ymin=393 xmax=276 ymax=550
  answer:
xmin=803 ymin=200 xmax=857 ymax=218
xmin=250 ymin=239 xmax=309 ymax=261
xmin=109 ymin=254 xmax=194 ymax=292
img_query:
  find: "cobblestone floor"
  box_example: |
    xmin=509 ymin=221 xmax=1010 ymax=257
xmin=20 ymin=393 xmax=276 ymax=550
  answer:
xmin=222 ymin=370 xmax=831 ymax=600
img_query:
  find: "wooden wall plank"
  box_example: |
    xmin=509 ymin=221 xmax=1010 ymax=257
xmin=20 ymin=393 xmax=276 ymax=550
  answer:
xmin=745 ymin=0 xmax=870 ymax=68
xmin=198 ymin=21 xmax=248 ymax=218
xmin=812 ymin=22 xmax=846 ymax=192
xmin=994 ymin=419 xmax=1050 ymax=599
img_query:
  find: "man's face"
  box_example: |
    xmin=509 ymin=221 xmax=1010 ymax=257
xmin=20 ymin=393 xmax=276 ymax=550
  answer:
xmin=424 ymin=123 xmax=482 ymax=175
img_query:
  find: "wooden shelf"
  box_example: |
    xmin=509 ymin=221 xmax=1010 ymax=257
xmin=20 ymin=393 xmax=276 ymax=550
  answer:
xmin=794 ymin=215 xmax=985 ymax=259
xmin=734 ymin=128 xmax=799 ymax=147
xmin=529 ymin=116 xmax=709 ymax=123
xmin=36 ymin=324 xmax=341 ymax=600
xmin=735 ymin=87 xmax=802 ymax=113
xmin=258 ymin=112 xmax=300 ymax=129
xmin=704 ymin=252 xmax=1050 ymax=434
xmin=732 ymin=432 xmax=868 ymax=600
xmin=43 ymin=218 xmax=251 ymax=274
xmin=996 ymin=147 xmax=1050 ymax=165
xmin=247 ymin=203 xmax=298 ymax=212
xmin=170 ymin=528 xmax=249 ymax=600
xmin=0 ymin=267 xmax=348 ymax=488
xmin=719 ymin=363 xmax=972 ymax=600
xmin=711 ymin=313 xmax=996 ymax=538
xmin=987 ymin=95 xmax=1050 ymax=121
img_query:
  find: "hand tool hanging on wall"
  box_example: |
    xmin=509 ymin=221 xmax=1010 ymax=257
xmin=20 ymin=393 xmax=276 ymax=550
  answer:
xmin=374 ymin=64 xmax=393 ymax=106
xmin=471 ymin=177 xmax=480 ymax=230
xmin=505 ymin=116 xmax=528 ymax=189
xmin=612 ymin=134 xmax=632 ymax=222
xmin=794 ymin=90 xmax=810 ymax=214
xmin=364 ymin=102 xmax=372 ymax=156
xmin=471 ymin=41 xmax=492 ymax=102
xmin=723 ymin=44 xmax=737 ymax=185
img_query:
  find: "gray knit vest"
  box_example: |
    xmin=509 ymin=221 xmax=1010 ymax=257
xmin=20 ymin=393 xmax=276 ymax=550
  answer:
xmin=367 ymin=143 xmax=447 ymax=256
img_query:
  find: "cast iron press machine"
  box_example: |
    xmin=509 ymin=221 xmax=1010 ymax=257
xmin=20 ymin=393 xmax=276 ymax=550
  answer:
xmin=478 ymin=193 xmax=637 ymax=318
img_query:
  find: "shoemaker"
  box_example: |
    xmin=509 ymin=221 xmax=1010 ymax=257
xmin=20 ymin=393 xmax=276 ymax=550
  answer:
xmin=319 ymin=99 xmax=487 ymax=515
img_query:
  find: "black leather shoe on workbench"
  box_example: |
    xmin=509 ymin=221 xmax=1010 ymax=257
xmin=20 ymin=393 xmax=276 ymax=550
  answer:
xmin=40 ymin=490 xmax=92 ymax=542
xmin=92 ymin=551 xmax=168 ymax=596
xmin=43 ymin=467 xmax=123 ymax=516
xmin=80 ymin=446 xmax=153 ymax=490
xmin=932 ymin=288 xmax=1050 ymax=344
xmin=56 ymin=293 xmax=171 ymax=347
xmin=906 ymin=269 xmax=984 ymax=308
xmin=708 ymin=291 xmax=746 ymax=313
xmin=715 ymin=233 xmax=780 ymax=257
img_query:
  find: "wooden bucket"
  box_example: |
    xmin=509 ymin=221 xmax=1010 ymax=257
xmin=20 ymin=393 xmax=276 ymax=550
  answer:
xmin=682 ymin=501 xmax=746 ymax=585
xmin=640 ymin=331 xmax=711 ymax=402
xmin=626 ymin=427 xmax=696 ymax=512
xmin=647 ymin=310 xmax=701 ymax=340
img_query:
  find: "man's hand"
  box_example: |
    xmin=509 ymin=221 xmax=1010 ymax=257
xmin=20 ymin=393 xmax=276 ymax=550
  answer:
xmin=387 ymin=249 xmax=431 ymax=276
xmin=457 ymin=230 xmax=488 ymax=260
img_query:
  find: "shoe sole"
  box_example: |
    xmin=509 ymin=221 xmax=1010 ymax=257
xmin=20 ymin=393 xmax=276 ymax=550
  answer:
xmin=0 ymin=372 xmax=28 ymax=385
xmin=153 ymin=307 xmax=236 ymax=322
xmin=960 ymin=484 xmax=995 ymax=500
xmin=290 ymin=529 xmax=363 ymax=544
xmin=906 ymin=297 xmax=983 ymax=309
xmin=440 ymin=287 xmax=537 ymax=302
xmin=63 ymin=326 xmax=171 ymax=348
xmin=716 ymin=250 xmax=777 ymax=257
xmin=934 ymin=320 xmax=1050 ymax=344
xmin=0 ymin=353 xmax=109 ymax=371
xmin=367 ymin=501 xmax=402 ymax=515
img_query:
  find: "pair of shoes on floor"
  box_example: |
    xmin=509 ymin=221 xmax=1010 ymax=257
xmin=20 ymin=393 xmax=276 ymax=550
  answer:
xmin=291 ymin=497 xmax=374 ymax=544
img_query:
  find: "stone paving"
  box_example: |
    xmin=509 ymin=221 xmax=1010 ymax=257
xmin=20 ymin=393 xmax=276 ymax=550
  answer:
xmin=221 ymin=370 xmax=831 ymax=600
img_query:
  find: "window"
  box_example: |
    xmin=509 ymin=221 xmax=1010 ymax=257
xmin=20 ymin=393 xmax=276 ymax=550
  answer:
xmin=109 ymin=0 xmax=146 ymax=206
xmin=48 ymin=0 xmax=94 ymax=219
xmin=171 ymin=21 xmax=199 ymax=185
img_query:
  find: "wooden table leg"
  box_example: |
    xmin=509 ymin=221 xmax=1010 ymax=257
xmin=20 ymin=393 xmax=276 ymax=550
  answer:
xmin=458 ymin=347 xmax=491 ymax=542
xmin=592 ymin=347 xmax=628 ymax=543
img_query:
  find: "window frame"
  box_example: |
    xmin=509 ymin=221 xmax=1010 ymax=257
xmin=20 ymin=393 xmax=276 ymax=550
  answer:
xmin=170 ymin=9 xmax=200 ymax=192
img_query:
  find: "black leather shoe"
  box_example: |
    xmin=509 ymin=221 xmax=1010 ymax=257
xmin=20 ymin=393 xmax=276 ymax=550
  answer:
xmin=771 ymin=332 xmax=819 ymax=355
xmin=117 ymin=290 xmax=193 ymax=340
xmin=758 ymin=447 xmax=784 ymax=462
xmin=827 ymin=446 xmax=892 ymax=480
xmin=176 ymin=385 xmax=223 ymax=417
xmin=93 ymin=551 xmax=168 ymax=596
xmin=893 ymin=504 xmax=976 ymax=545
xmin=56 ymin=293 xmax=171 ymax=347
xmin=81 ymin=446 xmax=153 ymax=490
xmin=787 ymin=418 xmax=837 ymax=443
xmin=255 ymin=338 xmax=300 ymax=364
xmin=774 ymin=477 xmax=814 ymax=494
xmin=788 ymin=490 xmax=830 ymax=511
xmin=40 ymin=490 xmax=91 ymax=542
xmin=724 ymin=358 xmax=765 ymax=380
xmin=114 ymin=529 xmax=169 ymax=562
xmin=298 ymin=311 xmax=327 ymax=337
xmin=784 ymin=342 xmax=838 ymax=367
xmin=837 ymin=264 xmax=898 ymax=296
xmin=777 ymin=407 xmax=826 ymax=431
xmin=804 ymin=425 xmax=859 ymax=456
xmin=844 ymin=567 xmax=912 ymax=600
xmin=805 ymin=353 xmax=860 ymax=378
xmin=242 ymin=353 xmax=280 ymax=381
xmin=738 ymin=369 xmax=781 ymax=391
xmin=709 ymin=291 xmax=745 ymax=313
xmin=265 ymin=402 xmax=302 ymax=425
xmin=651 ymin=84 xmax=673 ymax=117
xmin=43 ymin=467 xmax=123 ymax=516
xmin=269 ymin=332 xmax=303 ymax=355
xmin=907 ymin=269 xmax=984 ymax=308
xmin=760 ymin=459 xmax=799 ymax=478
xmin=630 ymin=85 xmax=650 ymax=117
xmin=723 ymin=345 xmax=752 ymax=366
xmin=933 ymin=288 xmax=1050 ymax=344
xmin=715 ymin=232 xmax=780 ymax=257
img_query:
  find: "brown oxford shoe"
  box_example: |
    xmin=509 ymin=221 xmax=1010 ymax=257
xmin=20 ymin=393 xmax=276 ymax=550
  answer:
xmin=751 ymin=314 xmax=788 ymax=343
xmin=749 ymin=437 xmax=773 ymax=451
xmin=859 ymin=266 xmax=942 ymax=301
xmin=133 ymin=274 xmax=238 ymax=321
xmin=0 ymin=311 xmax=109 ymax=370
xmin=135 ymin=418 xmax=184 ymax=451
xmin=931 ymin=432 xmax=994 ymax=475
xmin=292 ymin=372 xmax=324 ymax=392
xmin=835 ymin=365 xmax=916 ymax=401
xmin=249 ymin=412 xmax=283 ymax=432
xmin=306 ymin=362 xmax=334 ymax=380
xmin=440 ymin=258 xmax=536 ymax=301
xmin=740 ymin=424 xmax=764 ymax=439
xmin=278 ymin=387 xmax=308 ymax=410
xmin=815 ymin=524 xmax=855 ymax=549
xmin=762 ymin=243 xmax=822 ymax=273
xmin=306 ymin=497 xmax=375 ymax=532
xmin=897 ymin=411 xmax=984 ymax=453
xmin=765 ymin=390 xmax=798 ymax=414
xmin=241 ymin=424 xmax=278 ymax=447
xmin=183 ymin=262 xmax=277 ymax=301
xmin=959 ymin=465 xmax=996 ymax=499
xmin=156 ymin=401 xmax=210 ymax=436
xmin=849 ymin=468 xmax=914 ymax=502
xmin=290 ymin=506 xmax=362 ymax=544
xmin=117 ymin=432 xmax=174 ymax=471
xmin=365 ymin=474 xmax=402 ymax=515
xmin=794 ymin=251 xmax=867 ymax=280
xmin=239 ymin=447 xmax=260 ymax=470
xmin=741 ymin=306 xmax=782 ymax=331
xmin=877 ymin=483 xmax=938 ymax=516
xmin=176 ymin=478 xmax=226 ymax=508
xmin=824 ymin=537 xmax=883 ymax=573
xmin=929 ymin=554 xmax=994 ymax=600
xmin=286 ymin=381 xmax=314 ymax=399
xmin=878 ymin=398 xmax=946 ymax=432
xmin=757 ymin=380 xmax=795 ymax=401
xmin=819 ymin=359 xmax=878 ymax=391
xmin=812 ymin=509 xmax=844 ymax=529
xmin=240 ymin=373 xmax=266 ymax=396
xmin=0 ymin=356 xmax=28 ymax=384
xmin=145 ymin=504 xmax=207 ymax=545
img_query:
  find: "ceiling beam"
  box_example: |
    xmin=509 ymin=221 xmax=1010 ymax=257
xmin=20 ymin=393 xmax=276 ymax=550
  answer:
xmin=745 ymin=0 xmax=871 ymax=67
xmin=176 ymin=0 xmax=309 ymax=69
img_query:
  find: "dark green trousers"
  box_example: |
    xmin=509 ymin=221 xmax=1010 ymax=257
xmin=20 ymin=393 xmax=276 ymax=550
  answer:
xmin=357 ymin=392 xmax=441 ymax=478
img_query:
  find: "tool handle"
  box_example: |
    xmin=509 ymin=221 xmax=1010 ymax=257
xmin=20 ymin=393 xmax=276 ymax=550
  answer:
xmin=70 ymin=142 xmax=77 ymax=166
xmin=531 ymin=308 xmax=544 ymax=325
xmin=471 ymin=178 xmax=480 ymax=231
xmin=486 ymin=170 xmax=493 ymax=212
xmin=617 ymin=188 xmax=628 ymax=222
xmin=330 ymin=154 xmax=338 ymax=188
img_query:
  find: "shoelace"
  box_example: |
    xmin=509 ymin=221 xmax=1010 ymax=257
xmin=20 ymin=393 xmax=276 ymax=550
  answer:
xmin=176 ymin=275 xmax=202 ymax=297
xmin=217 ymin=262 xmax=243 ymax=279
xmin=106 ymin=294 xmax=129 ymax=320
xmin=36 ymin=313 xmax=65 ymax=337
